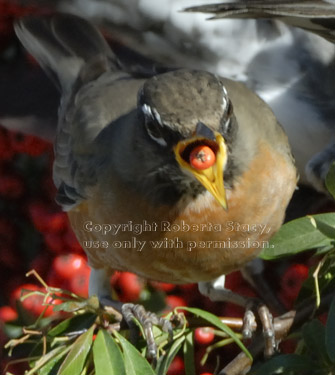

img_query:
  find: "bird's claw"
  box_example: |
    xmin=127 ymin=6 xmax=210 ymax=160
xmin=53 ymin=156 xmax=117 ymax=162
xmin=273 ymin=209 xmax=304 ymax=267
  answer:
xmin=258 ymin=304 xmax=276 ymax=357
xmin=242 ymin=306 xmax=256 ymax=339
xmin=121 ymin=303 xmax=173 ymax=358
xmin=242 ymin=300 xmax=276 ymax=357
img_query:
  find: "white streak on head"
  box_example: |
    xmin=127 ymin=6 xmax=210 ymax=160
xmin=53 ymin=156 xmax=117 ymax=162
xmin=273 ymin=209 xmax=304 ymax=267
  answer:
xmin=141 ymin=104 xmax=163 ymax=126
xmin=221 ymin=86 xmax=229 ymax=113
xmin=142 ymin=103 xmax=153 ymax=118
xmin=152 ymin=107 xmax=162 ymax=126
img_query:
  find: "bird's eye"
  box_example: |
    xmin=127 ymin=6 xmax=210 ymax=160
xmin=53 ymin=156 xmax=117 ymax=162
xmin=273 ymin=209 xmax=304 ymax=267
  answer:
xmin=142 ymin=104 xmax=168 ymax=147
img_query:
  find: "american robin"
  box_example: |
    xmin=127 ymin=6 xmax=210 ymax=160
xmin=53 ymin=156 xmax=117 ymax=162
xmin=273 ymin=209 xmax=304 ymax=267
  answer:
xmin=15 ymin=13 xmax=297 ymax=356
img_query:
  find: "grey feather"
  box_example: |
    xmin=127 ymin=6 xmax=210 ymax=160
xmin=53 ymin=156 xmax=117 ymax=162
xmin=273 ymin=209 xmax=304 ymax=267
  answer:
xmin=15 ymin=14 xmax=127 ymax=210
xmin=14 ymin=14 xmax=118 ymax=92
xmin=185 ymin=1 xmax=335 ymax=43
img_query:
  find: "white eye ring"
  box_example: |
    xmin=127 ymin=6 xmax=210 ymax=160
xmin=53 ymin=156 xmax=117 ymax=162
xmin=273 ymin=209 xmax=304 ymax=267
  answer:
xmin=142 ymin=104 xmax=168 ymax=147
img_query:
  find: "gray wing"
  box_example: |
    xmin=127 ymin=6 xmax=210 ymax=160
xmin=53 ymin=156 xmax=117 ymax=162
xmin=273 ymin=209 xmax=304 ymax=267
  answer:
xmin=185 ymin=1 xmax=335 ymax=43
xmin=14 ymin=14 xmax=141 ymax=210
xmin=14 ymin=13 xmax=117 ymax=92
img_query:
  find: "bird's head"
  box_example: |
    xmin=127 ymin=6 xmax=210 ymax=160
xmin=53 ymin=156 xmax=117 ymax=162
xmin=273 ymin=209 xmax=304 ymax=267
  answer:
xmin=135 ymin=69 xmax=238 ymax=208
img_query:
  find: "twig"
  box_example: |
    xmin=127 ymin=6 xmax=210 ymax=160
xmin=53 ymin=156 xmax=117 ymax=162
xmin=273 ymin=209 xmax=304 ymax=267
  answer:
xmin=218 ymin=291 xmax=335 ymax=375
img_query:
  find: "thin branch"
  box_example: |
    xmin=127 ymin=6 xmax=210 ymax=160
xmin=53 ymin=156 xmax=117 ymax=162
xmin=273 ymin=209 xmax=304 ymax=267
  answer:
xmin=218 ymin=291 xmax=335 ymax=375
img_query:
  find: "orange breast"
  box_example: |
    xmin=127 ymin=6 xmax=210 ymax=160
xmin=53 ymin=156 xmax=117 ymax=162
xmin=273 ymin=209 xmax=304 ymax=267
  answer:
xmin=68 ymin=141 xmax=296 ymax=283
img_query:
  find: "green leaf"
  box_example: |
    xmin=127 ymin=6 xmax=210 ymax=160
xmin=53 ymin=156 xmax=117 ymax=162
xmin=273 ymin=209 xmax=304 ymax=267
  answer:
xmin=52 ymin=300 xmax=88 ymax=313
xmin=26 ymin=346 xmax=68 ymax=375
xmin=3 ymin=323 xmax=23 ymax=339
xmin=302 ymin=320 xmax=329 ymax=364
xmin=113 ymin=331 xmax=155 ymax=375
xmin=311 ymin=217 xmax=335 ymax=240
xmin=325 ymin=162 xmax=335 ymax=200
xmin=156 ymin=336 xmax=185 ymax=375
xmin=93 ymin=329 xmax=125 ymax=375
xmin=57 ymin=325 xmax=94 ymax=375
xmin=252 ymin=354 xmax=313 ymax=375
xmin=38 ymin=346 xmax=71 ymax=375
xmin=180 ymin=307 xmax=251 ymax=360
xmin=183 ymin=330 xmax=196 ymax=375
xmin=48 ymin=313 xmax=96 ymax=337
xmin=296 ymin=253 xmax=335 ymax=305
xmin=326 ymin=297 xmax=335 ymax=362
xmin=261 ymin=214 xmax=335 ymax=260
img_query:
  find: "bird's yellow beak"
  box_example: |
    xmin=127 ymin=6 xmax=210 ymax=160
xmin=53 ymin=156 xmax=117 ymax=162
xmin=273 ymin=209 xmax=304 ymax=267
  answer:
xmin=174 ymin=132 xmax=228 ymax=209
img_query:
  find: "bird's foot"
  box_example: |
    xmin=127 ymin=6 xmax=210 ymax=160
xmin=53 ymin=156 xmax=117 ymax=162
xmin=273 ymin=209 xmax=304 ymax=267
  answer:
xmin=243 ymin=300 xmax=276 ymax=357
xmin=89 ymin=269 xmax=174 ymax=358
xmin=198 ymin=278 xmax=277 ymax=356
xmin=100 ymin=297 xmax=173 ymax=358
xmin=121 ymin=303 xmax=173 ymax=358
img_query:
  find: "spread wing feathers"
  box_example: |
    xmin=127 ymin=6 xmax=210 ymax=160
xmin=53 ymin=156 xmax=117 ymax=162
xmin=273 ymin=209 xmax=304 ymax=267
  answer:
xmin=15 ymin=14 xmax=127 ymax=211
xmin=14 ymin=13 xmax=118 ymax=92
xmin=185 ymin=1 xmax=335 ymax=43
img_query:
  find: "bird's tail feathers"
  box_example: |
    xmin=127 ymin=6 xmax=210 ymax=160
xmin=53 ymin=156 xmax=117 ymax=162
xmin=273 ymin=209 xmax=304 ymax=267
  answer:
xmin=14 ymin=13 xmax=118 ymax=92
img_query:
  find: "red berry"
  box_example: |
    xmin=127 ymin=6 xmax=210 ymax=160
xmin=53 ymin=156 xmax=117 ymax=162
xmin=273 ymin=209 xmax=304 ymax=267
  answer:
xmin=189 ymin=145 xmax=216 ymax=170
xmin=46 ymin=212 xmax=68 ymax=233
xmin=11 ymin=284 xmax=50 ymax=317
xmin=0 ymin=306 xmax=18 ymax=322
xmin=63 ymin=229 xmax=83 ymax=253
xmin=115 ymin=272 xmax=143 ymax=302
xmin=164 ymin=295 xmax=187 ymax=312
xmin=167 ymin=356 xmax=185 ymax=375
xmin=194 ymin=327 xmax=215 ymax=345
xmin=52 ymin=254 xmax=88 ymax=280
xmin=43 ymin=295 xmax=63 ymax=317
xmin=28 ymin=201 xmax=67 ymax=234
xmin=150 ymin=281 xmax=176 ymax=293
xmin=44 ymin=232 xmax=66 ymax=254
xmin=110 ymin=271 xmax=121 ymax=286
xmin=69 ymin=267 xmax=90 ymax=297
xmin=47 ymin=269 xmax=70 ymax=290
xmin=9 ymin=131 xmax=52 ymax=156
xmin=0 ymin=174 xmax=24 ymax=199
xmin=280 ymin=264 xmax=309 ymax=301
xmin=279 ymin=290 xmax=293 ymax=310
